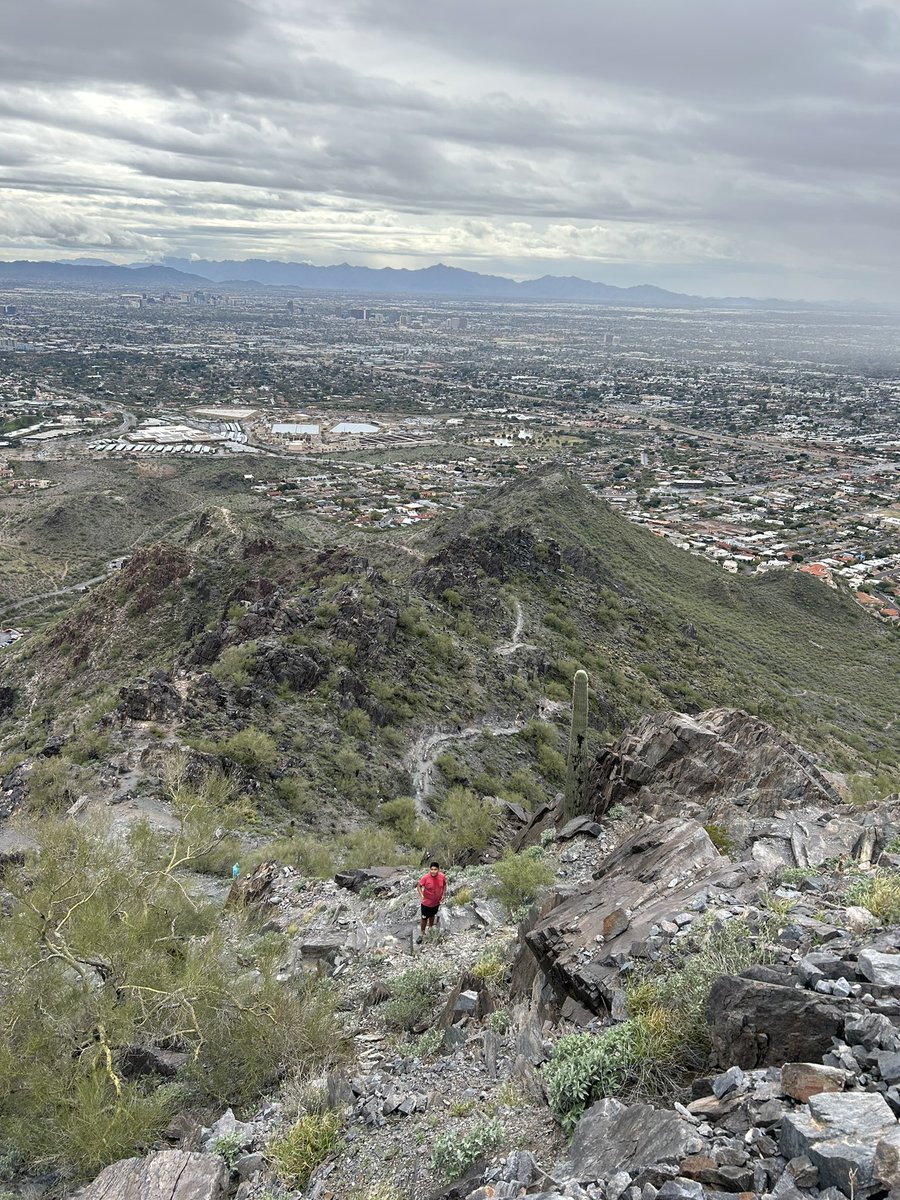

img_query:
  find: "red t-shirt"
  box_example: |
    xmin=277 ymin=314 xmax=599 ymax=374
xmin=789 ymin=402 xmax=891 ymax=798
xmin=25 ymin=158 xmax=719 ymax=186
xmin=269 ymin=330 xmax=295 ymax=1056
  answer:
xmin=419 ymin=872 xmax=446 ymax=906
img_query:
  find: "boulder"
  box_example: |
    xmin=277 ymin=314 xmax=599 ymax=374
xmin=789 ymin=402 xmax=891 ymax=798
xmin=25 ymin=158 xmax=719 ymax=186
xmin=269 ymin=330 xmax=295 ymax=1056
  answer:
xmin=780 ymin=1091 xmax=898 ymax=1196
xmin=75 ymin=1150 xmax=228 ymax=1199
xmin=225 ymin=860 xmax=284 ymax=909
xmin=706 ymin=974 xmax=845 ymax=1069
xmin=780 ymin=1063 xmax=849 ymax=1103
xmin=116 ymin=671 xmax=182 ymax=723
xmin=334 ymin=866 xmax=405 ymax=894
xmin=858 ymin=948 xmax=900 ymax=988
xmin=437 ymin=972 xmax=495 ymax=1029
xmin=516 ymin=817 xmax=757 ymax=1015
xmin=557 ymin=1098 xmax=704 ymax=1184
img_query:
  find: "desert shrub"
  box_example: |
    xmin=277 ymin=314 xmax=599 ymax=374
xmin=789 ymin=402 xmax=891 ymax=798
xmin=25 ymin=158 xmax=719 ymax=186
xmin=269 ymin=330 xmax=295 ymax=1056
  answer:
xmin=219 ymin=727 xmax=278 ymax=775
xmin=274 ymin=773 xmax=312 ymax=816
xmin=334 ymin=746 xmax=364 ymax=780
xmin=339 ymin=828 xmax=406 ymax=870
xmin=472 ymin=952 xmax=507 ymax=988
xmin=535 ymin=743 xmax=566 ymax=783
xmin=490 ymin=848 xmax=554 ymax=915
xmin=487 ymin=1009 xmax=510 ymax=1034
xmin=846 ymin=870 xmax=900 ymax=925
xmin=212 ymin=1130 xmax=246 ymax=1169
xmin=412 ymin=1028 xmax=443 ymax=1059
xmin=344 ymin=707 xmax=372 ymax=739
xmin=267 ymin=1111 xmax=344 ymax=1187
xmin=430 ymin=1117 xmax=504 ymax=1180
xmin=379 ymin=796 xmax=419 ymax=843
xmin=431 ymin=788 xmax=498 ymax=865
xmin=542 ymin=916 xmax=776 ymax=1130
xmin=703 ymin=822 xmax=734 ymax=854
xmin=66 ymin=728 xmax=111 ymax=765
xmin=506 ymin=768 xmax=545 ymax=807
xmin=213 ymin=643 xmax=257 ymax=687
xmin=252 ymin=834 xmax=337 ymax=880
xmin=383 ymin=966 xmax=444 ymax=1032
xmin=26 ymin=756 xmax=76 ymax=813
xmin=435 ymin=752 xmax=466 ymax=784
xmin=450 ymin=886 xmax=474 ymax=907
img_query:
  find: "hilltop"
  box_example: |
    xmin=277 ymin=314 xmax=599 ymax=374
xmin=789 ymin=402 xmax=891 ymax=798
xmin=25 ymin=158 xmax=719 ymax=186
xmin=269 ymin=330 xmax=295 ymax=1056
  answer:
xmin=1 ymin=467 xmax=896 ymax=844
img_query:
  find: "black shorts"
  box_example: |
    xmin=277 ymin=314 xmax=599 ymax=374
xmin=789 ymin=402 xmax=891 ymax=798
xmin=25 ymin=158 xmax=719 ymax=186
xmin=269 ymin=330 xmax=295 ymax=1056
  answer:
xmin=421 ymin=903 xmax=440 ymax=919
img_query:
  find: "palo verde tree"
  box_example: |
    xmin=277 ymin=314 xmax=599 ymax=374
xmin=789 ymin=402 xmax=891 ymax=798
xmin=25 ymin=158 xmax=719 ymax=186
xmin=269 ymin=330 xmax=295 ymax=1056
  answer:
xmin=0 ymin=755 xmax=343 ymax=1185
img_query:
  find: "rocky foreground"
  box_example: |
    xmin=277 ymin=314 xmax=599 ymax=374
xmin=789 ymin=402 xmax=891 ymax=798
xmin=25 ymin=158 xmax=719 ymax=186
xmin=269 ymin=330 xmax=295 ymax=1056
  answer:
xmin=64 ymin=711 xmax=900 ymax=1200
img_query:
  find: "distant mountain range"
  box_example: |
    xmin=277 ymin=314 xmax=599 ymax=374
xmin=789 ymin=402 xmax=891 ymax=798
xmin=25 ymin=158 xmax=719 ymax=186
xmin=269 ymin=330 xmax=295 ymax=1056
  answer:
xmin=0 ymin=255 xmax=806 ymax=309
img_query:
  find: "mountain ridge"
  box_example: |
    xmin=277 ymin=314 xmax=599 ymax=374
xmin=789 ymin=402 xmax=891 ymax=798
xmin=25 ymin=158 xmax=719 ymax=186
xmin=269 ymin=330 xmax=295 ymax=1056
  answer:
xmin=0 ymin=256 xmax=813 ymax=308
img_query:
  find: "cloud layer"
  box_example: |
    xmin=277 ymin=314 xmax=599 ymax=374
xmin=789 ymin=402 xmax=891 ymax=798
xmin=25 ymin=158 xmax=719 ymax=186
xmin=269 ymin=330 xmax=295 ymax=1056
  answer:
xmin=2 ymin=0 xmax=899 ymax=299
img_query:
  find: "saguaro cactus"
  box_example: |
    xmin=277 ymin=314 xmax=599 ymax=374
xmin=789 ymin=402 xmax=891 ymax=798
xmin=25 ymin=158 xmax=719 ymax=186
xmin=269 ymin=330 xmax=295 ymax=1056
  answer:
xmin=564 ymin=669 xmax=589 ymax=823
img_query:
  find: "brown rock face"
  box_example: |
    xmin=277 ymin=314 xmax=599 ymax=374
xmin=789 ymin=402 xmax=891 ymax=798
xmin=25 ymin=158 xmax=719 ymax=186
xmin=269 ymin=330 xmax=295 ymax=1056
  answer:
xmin=585 ymin=707 xmax=840 ymax=821
xmin=781 ymin=1062 xmax=849 ymax=1103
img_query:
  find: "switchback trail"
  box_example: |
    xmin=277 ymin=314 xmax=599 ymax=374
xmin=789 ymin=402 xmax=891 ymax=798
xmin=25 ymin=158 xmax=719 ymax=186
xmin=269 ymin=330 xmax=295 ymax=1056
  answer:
xmin=405 ymin=598 xmax=537 ymax=814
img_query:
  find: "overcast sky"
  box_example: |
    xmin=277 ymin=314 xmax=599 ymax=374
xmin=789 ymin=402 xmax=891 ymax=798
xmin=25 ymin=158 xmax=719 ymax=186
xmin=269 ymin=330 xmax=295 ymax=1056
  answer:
xmin=2 ymin=0 xmax=900 ymax=299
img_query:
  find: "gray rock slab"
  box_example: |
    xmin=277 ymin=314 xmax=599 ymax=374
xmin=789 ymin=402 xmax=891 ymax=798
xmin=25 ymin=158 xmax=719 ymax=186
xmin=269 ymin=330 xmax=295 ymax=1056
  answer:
xmin=75 ymin=1150 xmax=228 ymax=1200
xmin=858 ymin=949 xmax=900 ymax=988
xmin=558 ymin=1099 xmax=703 ymax=1184
xmin=780 ymin=1091 xmax=897 ymax=1195
xmin=516 ymin=817 xmax=755 ymax=1014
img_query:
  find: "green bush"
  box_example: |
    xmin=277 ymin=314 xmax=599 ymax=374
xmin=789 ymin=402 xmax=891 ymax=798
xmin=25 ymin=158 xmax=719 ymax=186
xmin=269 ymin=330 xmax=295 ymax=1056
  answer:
xmin=542 ymin=917 xmax=776 ymax=1130
xmin=339 ymin=828 xmax=405 ymax=870
xmin=703 ymin=822 xmax=734 ymax=854
xmin=66 ymin=728 xmax=111 ymax=765
xmin=268 ymin=1111 xmax=344 ymax=1187
xmin=219 ymin=727 xmax=278 ymax=775
xmin=472 ymin=952 xmax=507 ymax=988
xmin=430 ymin=1117 xmax=504 ymax=1180
xmin=490 ymin=849 xmax=554 ymax=915
xmin=431 ymin=788 xmax=498 ymax=865
xmin=535 ymin=743 xmax=566 ymax=783
xmin=383 ymin=967 xmax=444 ymax=1032
xmin=846 ymin=870 xmax=900 ymax=924
xmin=379 ymin=796 xmax=419 ymax=843
xmin=344 ymin=707 xmax=372 ymax=739
xmin=212 ymin=643 xmax=257 ymax=687
xmin=26 ymin=756 xmax=76 ymax=813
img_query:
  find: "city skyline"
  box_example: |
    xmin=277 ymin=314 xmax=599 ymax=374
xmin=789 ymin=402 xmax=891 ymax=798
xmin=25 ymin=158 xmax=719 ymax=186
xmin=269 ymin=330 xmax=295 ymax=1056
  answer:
xmin=3 ymin=0 xmax=900 ymax=301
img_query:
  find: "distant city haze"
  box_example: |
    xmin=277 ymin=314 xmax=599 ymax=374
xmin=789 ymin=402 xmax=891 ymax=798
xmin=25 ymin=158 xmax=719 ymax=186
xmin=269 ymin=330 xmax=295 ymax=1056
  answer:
xmin=2 ymin=0 xmax=900 ymax=301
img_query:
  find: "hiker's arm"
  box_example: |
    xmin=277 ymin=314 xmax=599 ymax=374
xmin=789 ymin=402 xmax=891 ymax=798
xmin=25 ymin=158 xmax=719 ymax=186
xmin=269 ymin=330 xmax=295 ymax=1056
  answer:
xmin=416 ymin=879 xmax=424 ymax=901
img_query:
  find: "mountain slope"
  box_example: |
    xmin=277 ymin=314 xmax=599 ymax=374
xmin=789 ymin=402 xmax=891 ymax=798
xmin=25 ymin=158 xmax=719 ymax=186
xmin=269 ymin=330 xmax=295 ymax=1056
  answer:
xmin=1 ymin=469 xmax=896 ymax=853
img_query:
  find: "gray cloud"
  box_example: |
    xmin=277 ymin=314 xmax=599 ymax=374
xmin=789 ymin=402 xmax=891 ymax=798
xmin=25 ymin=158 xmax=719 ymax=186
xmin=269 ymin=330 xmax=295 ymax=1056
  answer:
xmin=0 ymin=0 xmax=898 ymax=298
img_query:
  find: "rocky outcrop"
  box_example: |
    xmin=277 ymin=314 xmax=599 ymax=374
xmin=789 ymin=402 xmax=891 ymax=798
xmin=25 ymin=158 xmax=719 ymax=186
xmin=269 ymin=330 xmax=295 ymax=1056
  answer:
xmin=75 ymin=1150 xmax=227 ymax=1199
xmin=586 ymin=708 xmax=841 ymax=821
xmin=251 ymin=641 xmax=324 ymax=692
xmin=116 ymin=670 xmax=182 ymax=723
xmin=514 ymin=817 xmax=758 ymax=1015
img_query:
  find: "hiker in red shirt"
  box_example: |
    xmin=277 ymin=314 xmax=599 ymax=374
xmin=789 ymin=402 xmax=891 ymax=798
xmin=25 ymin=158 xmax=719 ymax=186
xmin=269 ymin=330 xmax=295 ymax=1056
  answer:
xmin=416 ymin=861 xmax=446 ymax=942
